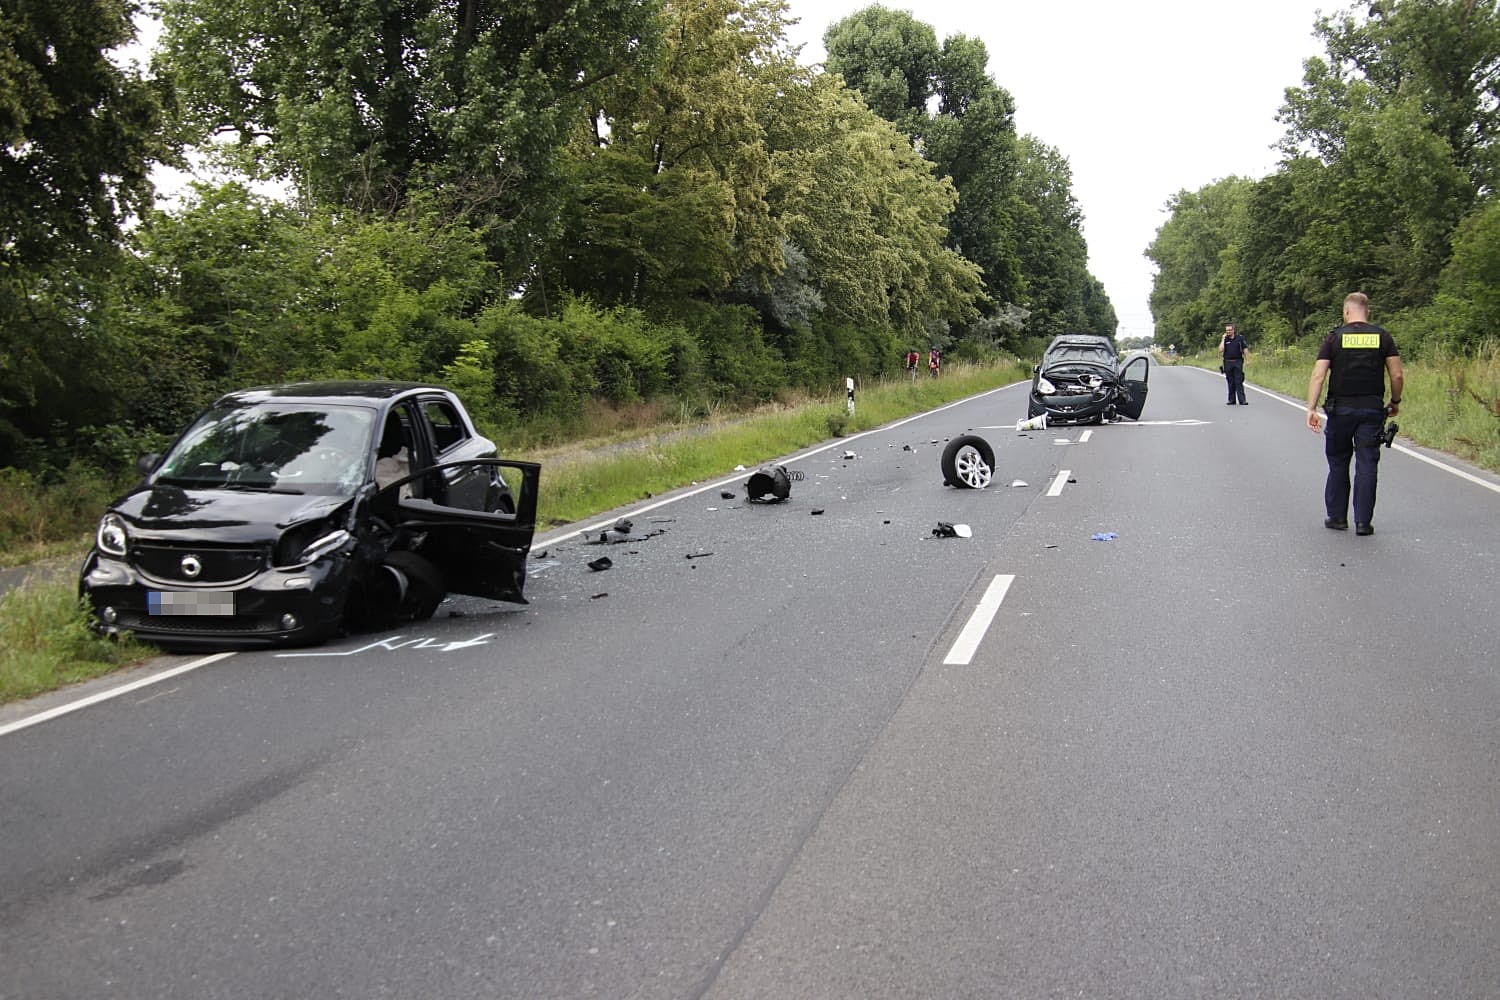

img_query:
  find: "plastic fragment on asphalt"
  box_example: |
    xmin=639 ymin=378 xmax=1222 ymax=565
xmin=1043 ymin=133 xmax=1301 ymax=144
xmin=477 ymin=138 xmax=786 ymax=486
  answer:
xmin=1090 ymin=532 xmax=1118 ymax=542
xmin=811 ymin=509 xmax=825 ymax=515
xmin=685 ymin=551 xmax=714 ymax=559
xmin=590 ymin=593 xmax=608 ymax=600
xmin=1068 ymin=477 xmax=1077 ymax=484
xmin=843 ymin=450 xmax=856 ymax=460
xmin=932 ymin=522 xmax=972 ymax=538
xmin=721 ymin=491 xmax=736 ymax=499
xmin=1016 ymin=414 xmax=1047 ymax=431
xmin=1010 ymin=480 xmax=1028 ymax=487
xmin=587 ymin=557 xmax=613 ymax=571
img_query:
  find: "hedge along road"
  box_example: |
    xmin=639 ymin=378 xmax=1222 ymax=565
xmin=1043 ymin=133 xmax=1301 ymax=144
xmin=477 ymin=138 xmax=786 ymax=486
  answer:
xmin=2 ymin=368 xmax=1498 ymax=999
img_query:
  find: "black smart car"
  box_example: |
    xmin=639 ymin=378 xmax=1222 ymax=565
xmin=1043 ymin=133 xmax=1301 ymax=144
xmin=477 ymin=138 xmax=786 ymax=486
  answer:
xmin=1027 ymin=335 xmax=1150 ymax=425
xmin=80 ymin=382 xmax=540 ymax=648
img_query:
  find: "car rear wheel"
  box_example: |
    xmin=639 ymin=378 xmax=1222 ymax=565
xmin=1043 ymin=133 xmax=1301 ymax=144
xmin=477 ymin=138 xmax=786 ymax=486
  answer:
xmin=383 ymin=550 xmax=446 ymax=621
xmin=941 ymin=435 xmax=995 ymax=489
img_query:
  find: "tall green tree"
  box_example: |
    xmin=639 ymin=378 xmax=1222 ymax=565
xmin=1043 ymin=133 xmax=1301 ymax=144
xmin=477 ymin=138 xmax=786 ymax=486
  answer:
xmin=0 ymin=0 xmax=170 ymax=464
xmin=156 ymin=0 xmax=662 ymax=279
xmin=1146 ymin=178 xmax=1253 ymax=351
xmin=824 ymin=5 xmax=1111 ymax=345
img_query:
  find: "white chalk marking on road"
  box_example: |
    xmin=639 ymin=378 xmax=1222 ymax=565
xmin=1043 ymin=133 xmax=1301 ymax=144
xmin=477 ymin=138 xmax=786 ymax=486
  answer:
xmin=944 ymin=574 xmax=1016 ymax=665
xmin=1046 ymin=470 xmax=1072 ymax=497
xmin=0 ymin=652 xmax=236 ymax=737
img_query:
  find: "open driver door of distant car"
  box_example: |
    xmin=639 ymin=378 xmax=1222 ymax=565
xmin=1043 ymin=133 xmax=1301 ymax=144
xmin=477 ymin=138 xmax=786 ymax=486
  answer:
xmin=1114 ymin=353 xmax=1150 ymax=421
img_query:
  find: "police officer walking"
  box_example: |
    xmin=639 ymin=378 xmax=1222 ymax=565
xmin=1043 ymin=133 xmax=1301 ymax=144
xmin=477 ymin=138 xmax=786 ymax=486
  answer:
xmin=1219 ymin=324 xmax=1249 ymax=404
xmin=1305 ymin=292 xmax=1404 ymax=536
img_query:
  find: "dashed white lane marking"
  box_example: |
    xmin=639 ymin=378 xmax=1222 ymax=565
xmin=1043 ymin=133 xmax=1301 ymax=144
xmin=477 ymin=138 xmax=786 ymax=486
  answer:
xmin=1046 ymin=469 xmax=1072 ymax=497
xmin=944 ymin=575 xmax=1016 ymax=666
xmin=0 ymin=652 xmax=236 ymax=737
xmin=1078 ymin=429 xmax=1093 ymax=443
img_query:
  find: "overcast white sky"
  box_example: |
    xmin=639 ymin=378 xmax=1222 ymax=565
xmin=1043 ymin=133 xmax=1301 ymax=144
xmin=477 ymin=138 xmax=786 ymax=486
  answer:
xmin=781 ymin=0 xmax=1333 ymax=340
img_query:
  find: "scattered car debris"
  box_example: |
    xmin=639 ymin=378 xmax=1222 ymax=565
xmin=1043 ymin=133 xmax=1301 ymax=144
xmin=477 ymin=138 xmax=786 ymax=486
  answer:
xmin=1017 ymin=414 xmax=1048 ymax=431
xmin=721 ymin=491 xmax=736 ymax=499
xmin=685 ymin=552 xmax=714 ymax=560
xmin=1010 ymin=480 xmax=1029 ymax=488
xmin=902 ymin=444 xmax=913 ymax=451
xmin=1090 ymin=532 xmax=1118 ymax=542
xmin=590 ymin=592 xmax=608 ymax=600
xmin=587 ymin=556 xmax=613 ymax=571
xmin=932 ymin=522 xmax=973 ymax=538
xmin=811 ymin=508 xmax=825 ymax=515
xmin=1068 ymin=476 xmax=1077 ymax=483
xmin=843 ymin=450 xmax=856 ymax=460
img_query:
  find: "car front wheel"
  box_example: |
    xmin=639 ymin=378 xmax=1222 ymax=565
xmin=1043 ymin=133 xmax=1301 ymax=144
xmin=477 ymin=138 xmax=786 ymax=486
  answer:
xmin=941 ymin=435 xmax=995 ymax=489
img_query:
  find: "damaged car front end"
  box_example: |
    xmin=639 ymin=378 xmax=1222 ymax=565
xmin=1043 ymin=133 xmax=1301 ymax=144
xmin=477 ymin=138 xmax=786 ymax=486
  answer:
xmin=1028 ymin=335 xmax=1150 ymax=426
xmin=80 ymin=382 xmax=539 ymax=649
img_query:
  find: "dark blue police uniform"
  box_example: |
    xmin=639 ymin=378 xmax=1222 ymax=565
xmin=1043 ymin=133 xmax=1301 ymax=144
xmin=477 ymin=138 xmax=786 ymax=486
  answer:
xmin=1222 ymin=332 xmax=1248 ymax=404
xmin=1316 ymin=321 xmax=1399 ymax=529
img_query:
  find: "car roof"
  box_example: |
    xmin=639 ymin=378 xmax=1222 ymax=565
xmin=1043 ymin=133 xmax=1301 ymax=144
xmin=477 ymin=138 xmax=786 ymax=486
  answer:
xmin=214 ymin=381 xmax=450 ymax=407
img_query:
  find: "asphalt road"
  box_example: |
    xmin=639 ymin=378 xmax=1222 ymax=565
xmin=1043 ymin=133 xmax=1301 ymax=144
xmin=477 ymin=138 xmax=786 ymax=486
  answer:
xmin=3 ymin=366 xmax=1498 ymax=999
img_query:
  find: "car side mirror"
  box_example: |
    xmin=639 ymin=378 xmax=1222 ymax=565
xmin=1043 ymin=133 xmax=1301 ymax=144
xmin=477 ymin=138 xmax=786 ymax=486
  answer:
xmin=136 ymin=453 xmax=161 ymax=476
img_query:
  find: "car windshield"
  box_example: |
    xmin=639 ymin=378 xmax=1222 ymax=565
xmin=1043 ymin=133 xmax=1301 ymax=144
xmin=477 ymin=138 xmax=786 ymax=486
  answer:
xmin=1045 ymin=341 xmax=1117 ymax=367
xmin=154 ymin=402 xmax=377 ymax=496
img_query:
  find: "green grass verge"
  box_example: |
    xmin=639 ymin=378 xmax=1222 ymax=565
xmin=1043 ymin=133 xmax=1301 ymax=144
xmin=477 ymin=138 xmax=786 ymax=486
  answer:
xmin=0 ymin=360 xmax=1027 ymax=706
xmin=0 ymin=582 xmax=150 ymax=703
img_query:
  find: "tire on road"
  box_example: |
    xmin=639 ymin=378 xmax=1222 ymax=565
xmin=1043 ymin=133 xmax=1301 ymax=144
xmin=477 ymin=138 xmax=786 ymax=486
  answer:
xmin=941 ymin=434 xmax=996 ymax=490
xmin=383 ymin=550 xmax=447 ymax=621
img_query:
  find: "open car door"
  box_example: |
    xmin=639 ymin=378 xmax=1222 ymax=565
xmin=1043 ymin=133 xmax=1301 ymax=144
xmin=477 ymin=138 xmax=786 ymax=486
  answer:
xmin=1114 ymin=353 xmax=1150 ymax=421
xmin=383 ymin=459 xmax=541 ymax=603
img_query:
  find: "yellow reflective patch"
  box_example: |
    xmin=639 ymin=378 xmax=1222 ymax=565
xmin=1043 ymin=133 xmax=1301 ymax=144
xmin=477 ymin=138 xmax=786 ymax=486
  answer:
xmin=1341 ymin=333 xmax=1380 ymax=349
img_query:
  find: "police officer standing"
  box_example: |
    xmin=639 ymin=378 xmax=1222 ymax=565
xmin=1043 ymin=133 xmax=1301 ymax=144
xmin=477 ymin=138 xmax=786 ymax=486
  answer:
xmin=1219 ymin=324 xmax=1249 ymax=404
xmin=1305 ymin=292 xmax=1404 ymax=536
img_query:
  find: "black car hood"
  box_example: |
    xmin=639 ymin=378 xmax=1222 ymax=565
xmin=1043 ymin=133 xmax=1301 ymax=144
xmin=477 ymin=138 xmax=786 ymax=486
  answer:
xmin=111 ymin=484 xmax=352 ymax=543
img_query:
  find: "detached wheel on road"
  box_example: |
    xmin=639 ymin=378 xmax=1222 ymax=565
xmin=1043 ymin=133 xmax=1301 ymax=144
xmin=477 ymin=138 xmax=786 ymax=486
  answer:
xmin=941 ymin=434 xmax=995 ymax=489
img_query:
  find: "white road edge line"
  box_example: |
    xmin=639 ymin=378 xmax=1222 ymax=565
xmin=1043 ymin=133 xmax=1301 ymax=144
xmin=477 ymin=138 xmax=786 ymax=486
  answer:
xmin=0 ymin=652 xmax=236 ymax=737
xmin=1046 ymin=469 xmax=1072 ymax=497
xmin=944 ymin=574 xmax=1016 ymax=666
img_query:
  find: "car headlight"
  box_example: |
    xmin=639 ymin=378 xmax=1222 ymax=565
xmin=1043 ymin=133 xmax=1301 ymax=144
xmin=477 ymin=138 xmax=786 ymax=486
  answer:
xmin=1037 ymin=377 xmax=1057 ymax=395
xmin=292 ymin=529 xmax=352 ymax=568
xmin=97 ymin=513 xmax=129 ymax=557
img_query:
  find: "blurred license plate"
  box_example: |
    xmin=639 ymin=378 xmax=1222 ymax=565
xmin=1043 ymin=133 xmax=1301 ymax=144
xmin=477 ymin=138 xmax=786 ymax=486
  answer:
xmin=148 ymin=591 xmax=235 ymax=616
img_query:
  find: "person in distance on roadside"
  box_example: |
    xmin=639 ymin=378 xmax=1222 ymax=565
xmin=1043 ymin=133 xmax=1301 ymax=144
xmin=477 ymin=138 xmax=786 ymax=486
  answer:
xmin=1305 ymin=292 xmax=1404 ymax=536
xmin=1218 ymin=323 xmax=1249 ymax=404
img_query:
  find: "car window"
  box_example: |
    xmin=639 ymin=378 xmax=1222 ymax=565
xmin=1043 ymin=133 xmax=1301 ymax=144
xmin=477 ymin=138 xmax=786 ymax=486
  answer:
xmin=421 ymin=399 xmax=469 ymax=455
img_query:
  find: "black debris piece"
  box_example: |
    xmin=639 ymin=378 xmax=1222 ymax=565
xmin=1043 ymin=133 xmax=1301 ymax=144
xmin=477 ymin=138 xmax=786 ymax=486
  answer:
xmin=532 ymin=550 xmax=548 ymax=559
xmin=590 ymin=592 xmax=608 ymax=600
xmin=721 ymin=491 xmax=736 ymax=499
xmin=931 ymin=522 xmax=973 ymax=539
xmin=587 ymin=557 xmax=613 ymax=572
xmin=811 ymin=509 xmax=825 ymax=515
xmin=745 ymin=464 xmax=792 ymax=502
xmin=685 ymin=552 xmax=714 ymax=560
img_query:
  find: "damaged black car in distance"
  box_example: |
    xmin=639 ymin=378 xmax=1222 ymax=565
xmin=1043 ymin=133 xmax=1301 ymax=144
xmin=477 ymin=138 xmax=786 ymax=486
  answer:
xmin=1027 ymin=334 xmax=1150 ymax=425
xmin=79 ymin=382 xmax=539 ymax=648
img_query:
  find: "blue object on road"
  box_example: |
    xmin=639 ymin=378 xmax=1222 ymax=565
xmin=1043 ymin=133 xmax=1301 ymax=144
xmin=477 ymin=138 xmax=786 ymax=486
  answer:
xmin=1091 ymin=532 xmax=1118 ymax=541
